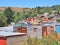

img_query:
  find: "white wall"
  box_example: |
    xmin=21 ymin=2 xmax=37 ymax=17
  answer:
xmin=7 ymin=35 xmax=27 ymax=45
xmin=27 ymin=25 xmax=42 ymax=39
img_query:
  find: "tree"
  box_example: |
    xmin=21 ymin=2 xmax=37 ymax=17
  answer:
xmin=56 ymin=19 xmax=60 ymax=23
xmin=0 ymin=12 xmax=7 ymax=26
xmin=4 ymin=7 xmax=14 ymax=24
xmin=36 ymin=7 xmax=40 ymax=14
xmin=24 ymin=11 xmax=31 ymax=19
xmin=13 ymin=12 xmax=24 ymax=22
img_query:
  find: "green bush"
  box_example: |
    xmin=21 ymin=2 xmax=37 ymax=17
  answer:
xmin=56 ymin=19 xmax=60 ymax=23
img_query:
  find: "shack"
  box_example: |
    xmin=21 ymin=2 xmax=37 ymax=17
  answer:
xmin=15 ymin=26 xmax=27 ymax=33
xmin=55 ymin=23 xmax=60 ymax=33
xmin=42 ymin=22 xmax=54 ymax=37
xmin=0 ymin=31 xmax=27 ymax=45
xmin=16 ymin=23 xmax=27 ymax=33
xmin=27 ymin=24 xmax=42 ymax=39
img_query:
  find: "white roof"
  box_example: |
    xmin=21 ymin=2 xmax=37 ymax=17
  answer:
xmin=43 ymin=24 xmax=51 ymax=26
xmin=42 ymin=22 xmax=55 ymax=26
xmin=0 ymin=26 xmax=14 ymax=32
xmin=55 ymin=23 xmax=60 ymax=25
xmin=0 ymin=31 xmax=27 ymax=37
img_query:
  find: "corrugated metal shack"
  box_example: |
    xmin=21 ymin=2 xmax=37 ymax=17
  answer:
xmin=0 ymin=31 xmax=27 ymax=45
xmin=27 ymin=24 xmax=42 ymax=39
xmin=42 ymin=22 xmax=54 ymax=37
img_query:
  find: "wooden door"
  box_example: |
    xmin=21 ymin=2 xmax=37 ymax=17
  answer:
xmin=42 ymin=26 xmax=47 ymax=37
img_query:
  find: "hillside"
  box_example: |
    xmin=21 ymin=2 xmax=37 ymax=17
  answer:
xmin=0 ymin=5 xmax=60 ymax=13
xmin=0 ymin=7 xmax=32 ymax=12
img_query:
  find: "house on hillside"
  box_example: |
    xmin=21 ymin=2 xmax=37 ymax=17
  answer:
xmin=41 ymin=16 xmax=53 ymax=22
xmin=42 ymin=22 xmax=55 ymax=37
xmin=27 ymin=17 xmax=40 ymax=25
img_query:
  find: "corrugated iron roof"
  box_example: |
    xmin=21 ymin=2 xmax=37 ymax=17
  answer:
xmin=0 ymin=26 xmax=14 ymax=32
xmin=0 ymin=31 xmax=26 ymax=37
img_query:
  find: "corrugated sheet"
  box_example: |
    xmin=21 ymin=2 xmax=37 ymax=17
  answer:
xmin=0 ymin=31 xmax=26 ymax=36
xmin=0 ymin=26 xmax=14 ymax=32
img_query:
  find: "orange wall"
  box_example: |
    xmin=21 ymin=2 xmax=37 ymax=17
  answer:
xmin=0 ymin=37 xmax=6 ymax=45
xmin=42 ymin=26 xmax=53 ymax=37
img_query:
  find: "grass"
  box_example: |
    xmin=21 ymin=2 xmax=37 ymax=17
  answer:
xmin=22 ymin=36 xmax=59 ymax=45
xmin=21 ymin=30 xmax=60 ymax=45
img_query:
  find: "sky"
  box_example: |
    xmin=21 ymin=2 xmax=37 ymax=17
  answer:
xmin=0 ymin=0 xmax=60 ymax=8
